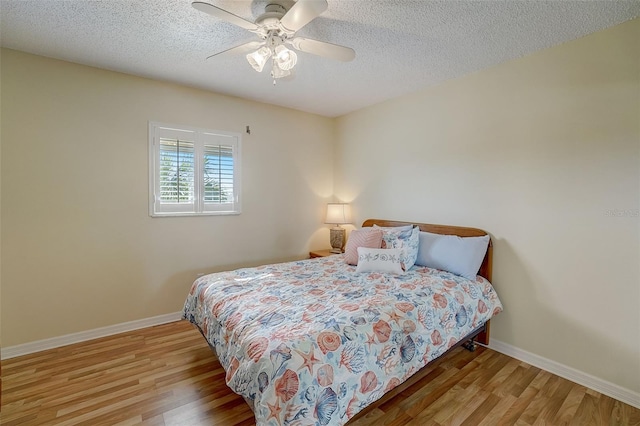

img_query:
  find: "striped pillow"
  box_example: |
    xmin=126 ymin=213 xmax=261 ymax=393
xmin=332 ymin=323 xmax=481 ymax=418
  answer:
xmin=344 ymin=229 xmax=383 ymax=265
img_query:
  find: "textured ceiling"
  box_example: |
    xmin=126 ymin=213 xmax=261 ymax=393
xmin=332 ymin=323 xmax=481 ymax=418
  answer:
xmin=1 ymin=0 xmax=639 ymax=117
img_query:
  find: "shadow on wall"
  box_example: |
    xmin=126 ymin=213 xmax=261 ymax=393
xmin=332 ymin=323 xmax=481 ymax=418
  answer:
xmin=153 ymin=251 xmax=314 ymax=311
xmin=491 ymin=238 xmax=639 ymax=394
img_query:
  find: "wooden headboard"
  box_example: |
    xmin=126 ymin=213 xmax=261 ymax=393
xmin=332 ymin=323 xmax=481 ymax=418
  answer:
xmin=361 ymin=219 xmax=493 ymax=282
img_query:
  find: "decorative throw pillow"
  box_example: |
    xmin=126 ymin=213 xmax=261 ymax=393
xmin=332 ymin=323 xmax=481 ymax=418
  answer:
xmin=355 ymin=247 xmax=404 ymax=274
xmin=377 ymin=225 xmax=420 ymax=271
xmin=415 ymin=232 xmax=490 ymax=279
xmin=344 ymin=229 xmax=384 ymax=265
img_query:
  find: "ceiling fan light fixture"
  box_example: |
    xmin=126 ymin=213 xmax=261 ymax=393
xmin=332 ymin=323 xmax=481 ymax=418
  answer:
xmin=246 ymin=46 xmax=272 ymax=72
xmin=195 ymin=0 xmax=354 ymax=83
xmin=271 ymin=62 xmax=291 ymax=79
xmin=274 ymin=44 xmax=297 ymax=71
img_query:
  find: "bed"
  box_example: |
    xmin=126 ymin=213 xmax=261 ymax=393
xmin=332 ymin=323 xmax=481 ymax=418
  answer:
xmin=182 ymin=219 xmax=503 ymax=425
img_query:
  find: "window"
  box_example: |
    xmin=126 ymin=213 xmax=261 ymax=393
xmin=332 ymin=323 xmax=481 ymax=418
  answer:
xmin=149 ymin=122 xmax=241 ymax=216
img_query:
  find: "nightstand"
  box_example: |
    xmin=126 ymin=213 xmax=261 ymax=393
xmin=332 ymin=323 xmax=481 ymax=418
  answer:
xmin=309 ymin=249 xmax=339 ymax=258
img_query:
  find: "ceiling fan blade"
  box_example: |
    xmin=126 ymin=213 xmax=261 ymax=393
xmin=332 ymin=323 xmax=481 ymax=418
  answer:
xmin=279 ymin=0 xmax=328 ymax=33
xmin=289 ymin=37 xmax=355 ymax=62
xmin=206 ymin=41 xmax=264 ymax=60
xmin=192 ymin=1 xmax=259 ymax=32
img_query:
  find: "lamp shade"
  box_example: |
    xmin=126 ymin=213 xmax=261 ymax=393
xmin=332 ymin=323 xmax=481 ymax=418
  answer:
xmin=246 ymin=47 xmax=272 ymax=72
xmin=325 ymin=203 xmax=352 ymax=224
xmin=271 ymin=63 xmax=291 ymax=79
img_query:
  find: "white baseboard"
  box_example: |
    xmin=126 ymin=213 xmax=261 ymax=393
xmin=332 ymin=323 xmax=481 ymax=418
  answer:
xmin=488 ymin=339 xmax=640 ymax=409
xmin=1 ymin=311 xmax=183 ymax=360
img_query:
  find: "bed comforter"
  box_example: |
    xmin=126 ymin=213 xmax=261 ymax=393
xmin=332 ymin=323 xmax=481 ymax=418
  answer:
xmin=182 ymin=255 xmax=503 ymax=425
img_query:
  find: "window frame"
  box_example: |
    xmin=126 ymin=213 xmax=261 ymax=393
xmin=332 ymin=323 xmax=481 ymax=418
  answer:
xmin=148 ymin=121 xmax=242 ymax=217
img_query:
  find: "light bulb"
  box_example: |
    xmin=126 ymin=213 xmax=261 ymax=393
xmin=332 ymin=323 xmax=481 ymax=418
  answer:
xmin=274 ymin=45 xmax=297 ymax=71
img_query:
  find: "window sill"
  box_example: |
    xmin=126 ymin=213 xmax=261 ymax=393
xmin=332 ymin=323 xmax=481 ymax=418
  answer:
xmin=150 ymin=211 xmax=241 ymax=218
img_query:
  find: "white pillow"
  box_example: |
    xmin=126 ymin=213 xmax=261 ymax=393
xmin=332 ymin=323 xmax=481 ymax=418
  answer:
xmin=415 ymin=232 xmax=489 ymax=279
xmin=355 ymin=247 xmax=404 ymax=274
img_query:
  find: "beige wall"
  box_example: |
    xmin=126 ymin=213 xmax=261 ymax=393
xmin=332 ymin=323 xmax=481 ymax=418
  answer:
xmin=0 ymin=48 xmax=3 ymax=351
xmin=1 ymin=49 xmax=335 ymax=346
xmin=335 ymin=19 xmax=640 ymax=393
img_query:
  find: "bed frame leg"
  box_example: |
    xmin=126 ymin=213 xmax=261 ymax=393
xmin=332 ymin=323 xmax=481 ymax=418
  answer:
xmin=476 ymin=320 xmax=491 ymax=345
xmin=462 ymin=339 xmax=477 ymax=352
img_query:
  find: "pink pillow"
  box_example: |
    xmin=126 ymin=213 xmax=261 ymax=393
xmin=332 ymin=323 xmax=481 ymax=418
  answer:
xmin=344 ymin=229 xmax=383 ymax=265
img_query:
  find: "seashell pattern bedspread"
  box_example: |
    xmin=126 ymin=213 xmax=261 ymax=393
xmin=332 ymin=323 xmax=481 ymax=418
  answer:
xmin=182 ymin=255 xmax=503 ymax=426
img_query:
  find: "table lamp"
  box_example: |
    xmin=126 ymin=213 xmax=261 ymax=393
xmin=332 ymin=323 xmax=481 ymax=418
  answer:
xmin=325 ymin=203 xmax=352 ymax=253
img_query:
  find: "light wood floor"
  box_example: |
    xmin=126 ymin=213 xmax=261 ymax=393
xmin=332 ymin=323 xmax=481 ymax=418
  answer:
xmin=2 ymin=321 xmax=638 ymax=425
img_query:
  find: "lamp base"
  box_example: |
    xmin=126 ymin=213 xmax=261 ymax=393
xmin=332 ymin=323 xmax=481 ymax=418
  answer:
xmin=329 ymin=226 xmax=346 ymax=253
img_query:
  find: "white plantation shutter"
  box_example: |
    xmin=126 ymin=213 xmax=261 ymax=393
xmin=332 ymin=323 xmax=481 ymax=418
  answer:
xmin=159 ymin=139 xmax=195 ymax=203
xmin=203 ymin=144 xmax=234 ymax=202
xmin=149 ymin=122 xmax=241 ymax=216
xmin=201 ymin=132 xmax=239 ymax=213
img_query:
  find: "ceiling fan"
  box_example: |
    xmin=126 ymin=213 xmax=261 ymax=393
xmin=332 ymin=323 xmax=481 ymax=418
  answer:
xmin=193 ymin=0 xmax=356 ymax=82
